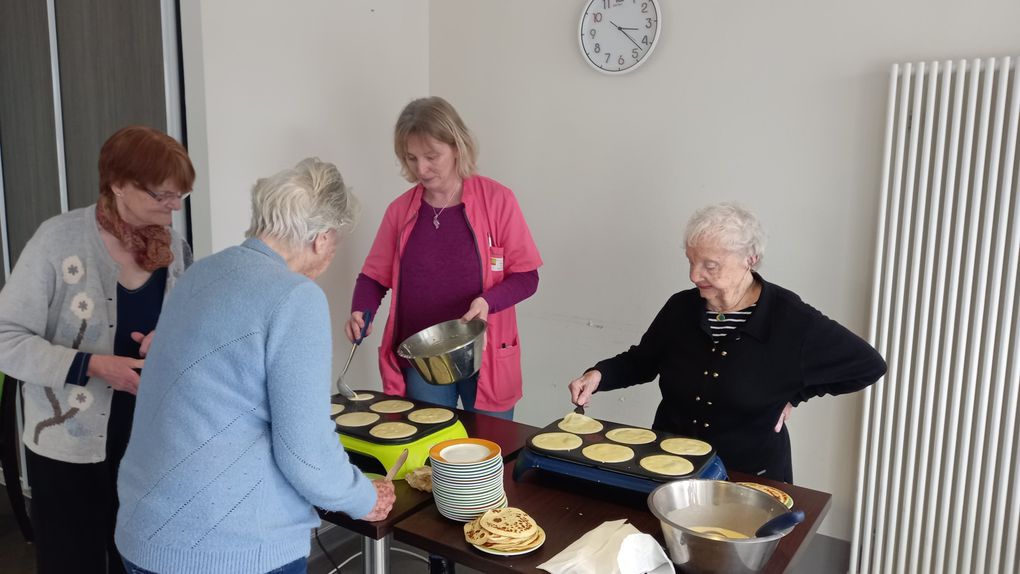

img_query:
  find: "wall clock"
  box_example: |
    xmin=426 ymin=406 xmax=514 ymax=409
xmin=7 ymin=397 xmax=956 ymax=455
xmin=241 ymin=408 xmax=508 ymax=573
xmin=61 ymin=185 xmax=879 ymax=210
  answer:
xmin=578 ymin=0 xmax=661 ymax=75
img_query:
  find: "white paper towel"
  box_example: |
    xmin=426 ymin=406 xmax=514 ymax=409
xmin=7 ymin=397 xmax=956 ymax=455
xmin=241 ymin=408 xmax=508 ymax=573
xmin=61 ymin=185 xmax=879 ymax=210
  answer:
xmin=538 ymin=519 xmax=674 ymax=574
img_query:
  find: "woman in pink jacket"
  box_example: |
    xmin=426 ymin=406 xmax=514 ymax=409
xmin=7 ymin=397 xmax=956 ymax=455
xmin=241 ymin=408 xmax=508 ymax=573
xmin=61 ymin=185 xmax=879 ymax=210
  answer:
xmin=346 ymin=97 xmax=542 ymax=419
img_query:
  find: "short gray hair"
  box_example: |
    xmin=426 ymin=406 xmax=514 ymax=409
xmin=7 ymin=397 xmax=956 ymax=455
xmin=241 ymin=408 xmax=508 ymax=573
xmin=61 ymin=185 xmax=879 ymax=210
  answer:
xmin=684 ymin=202 xmax=767 ymax=269
xmin=245 ymin=158 xmax=359 ymax=248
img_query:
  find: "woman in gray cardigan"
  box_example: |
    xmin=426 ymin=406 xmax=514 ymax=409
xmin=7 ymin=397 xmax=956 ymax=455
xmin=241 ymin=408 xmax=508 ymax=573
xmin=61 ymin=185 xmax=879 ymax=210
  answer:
xmin=0 ymin=126 xmax=194 ymax=574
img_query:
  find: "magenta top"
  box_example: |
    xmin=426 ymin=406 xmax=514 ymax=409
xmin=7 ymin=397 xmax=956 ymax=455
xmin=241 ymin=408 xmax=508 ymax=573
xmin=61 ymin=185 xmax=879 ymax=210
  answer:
xmin=352 ymin=201 xmax=538 ymax=348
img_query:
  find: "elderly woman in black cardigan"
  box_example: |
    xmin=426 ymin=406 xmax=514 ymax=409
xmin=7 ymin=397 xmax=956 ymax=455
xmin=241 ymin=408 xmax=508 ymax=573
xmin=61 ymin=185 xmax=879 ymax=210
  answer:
xmin=568 ymin=202 xmax=886 ymax=483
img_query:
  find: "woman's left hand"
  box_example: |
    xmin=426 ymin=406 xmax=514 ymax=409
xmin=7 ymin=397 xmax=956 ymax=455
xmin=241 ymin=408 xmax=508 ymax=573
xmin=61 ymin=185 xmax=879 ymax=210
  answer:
xmin=461 ymin=297 xmax=489 ymax=323
xmin=131 ymin=330 xmax=156 ymax=357
xmin=774 ymin=402 xmax=793 ymax=432
xmin=362 ymin=479 xmax=397 ymax=522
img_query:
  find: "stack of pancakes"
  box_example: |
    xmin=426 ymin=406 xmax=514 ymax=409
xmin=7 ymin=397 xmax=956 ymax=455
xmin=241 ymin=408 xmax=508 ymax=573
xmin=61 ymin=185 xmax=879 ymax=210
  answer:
xmin=463 ymin=507 xmax=545 ymax=554
xmin=404 ymin=466 xmax=433 ymax=492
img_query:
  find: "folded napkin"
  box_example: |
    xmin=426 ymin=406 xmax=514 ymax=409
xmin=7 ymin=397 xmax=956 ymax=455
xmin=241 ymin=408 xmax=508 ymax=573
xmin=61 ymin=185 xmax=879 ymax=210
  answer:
xmin=538 ymin=519 xmax=674 ymax=574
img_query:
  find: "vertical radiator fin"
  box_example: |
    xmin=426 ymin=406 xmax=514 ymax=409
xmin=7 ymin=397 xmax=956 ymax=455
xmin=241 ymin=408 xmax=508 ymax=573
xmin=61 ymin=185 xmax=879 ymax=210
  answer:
xmin=851 ymin=56 xmax=1020 ymax=574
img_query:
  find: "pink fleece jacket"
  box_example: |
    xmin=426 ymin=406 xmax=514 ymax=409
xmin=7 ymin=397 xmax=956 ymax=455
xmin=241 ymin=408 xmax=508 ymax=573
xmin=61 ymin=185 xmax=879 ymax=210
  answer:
xmin=360 ymin=175 xmax=543 ymax=411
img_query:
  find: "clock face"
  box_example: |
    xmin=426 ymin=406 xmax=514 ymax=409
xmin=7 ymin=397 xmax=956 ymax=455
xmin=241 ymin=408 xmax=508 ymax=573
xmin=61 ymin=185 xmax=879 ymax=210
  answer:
xmin=578 ymin=0 xmax=661 ymax=75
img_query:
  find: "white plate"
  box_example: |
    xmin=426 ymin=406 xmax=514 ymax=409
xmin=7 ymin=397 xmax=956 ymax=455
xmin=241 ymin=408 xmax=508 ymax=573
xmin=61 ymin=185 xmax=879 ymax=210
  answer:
xmin=472 ymin=544 xmax=540 ymax=556
xmin=470 ymin=536 xmax=544 ymax=556
xmin=439 ymin=443 xmax=495 ymax=463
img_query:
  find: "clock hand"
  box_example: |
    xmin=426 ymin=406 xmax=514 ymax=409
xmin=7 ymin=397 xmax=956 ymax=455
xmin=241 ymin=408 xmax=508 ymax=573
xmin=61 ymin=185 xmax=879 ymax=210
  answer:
xmin=619 ymin=28 xmax=643 ymax=51
xmin=609 ymin=20 xmax=644 ymax=51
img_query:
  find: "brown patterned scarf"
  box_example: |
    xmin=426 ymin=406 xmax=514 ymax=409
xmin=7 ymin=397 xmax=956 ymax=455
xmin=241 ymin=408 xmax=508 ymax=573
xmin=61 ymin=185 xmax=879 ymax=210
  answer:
xmin=96 ymin=193 xmax=173 ymax=271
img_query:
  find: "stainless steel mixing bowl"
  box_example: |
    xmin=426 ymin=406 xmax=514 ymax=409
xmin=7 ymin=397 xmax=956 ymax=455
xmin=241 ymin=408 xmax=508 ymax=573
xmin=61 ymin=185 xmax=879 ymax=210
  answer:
xmin=397 ymin=318 xmax=486 ymax=385
xmin=647 ymin=479 xmax=794 ymax=573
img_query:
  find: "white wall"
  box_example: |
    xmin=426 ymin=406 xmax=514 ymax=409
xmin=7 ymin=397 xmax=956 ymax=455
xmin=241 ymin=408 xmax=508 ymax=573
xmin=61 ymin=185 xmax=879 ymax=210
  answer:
xmin=179 ymin=0 xmax=428 ymax=396
xmin=428 ymin=0 xmax=1020 ymax=540
xmin=181 ymin=0 xmax=1020 ymax=543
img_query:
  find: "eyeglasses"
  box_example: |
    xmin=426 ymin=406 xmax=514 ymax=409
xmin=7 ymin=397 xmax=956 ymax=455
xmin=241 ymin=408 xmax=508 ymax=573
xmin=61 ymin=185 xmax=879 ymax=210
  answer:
xmin=138 ymin=185 xmax=191 ymax=204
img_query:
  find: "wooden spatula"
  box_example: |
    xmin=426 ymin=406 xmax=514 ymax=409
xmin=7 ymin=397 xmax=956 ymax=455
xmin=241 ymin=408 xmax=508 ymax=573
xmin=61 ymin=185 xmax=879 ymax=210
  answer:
xmin=385 ymin=448 xmax=409 ymax=481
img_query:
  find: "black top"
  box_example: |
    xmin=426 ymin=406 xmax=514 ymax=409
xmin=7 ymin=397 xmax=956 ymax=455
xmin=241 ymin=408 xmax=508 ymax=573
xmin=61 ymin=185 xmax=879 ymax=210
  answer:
xmin=114 ymin=267 xmax=167 ymax=359
xmin=107 ymin=267 xmax=167 ymax=462
xmin=593 ymin=274 xmax=886 ymax=483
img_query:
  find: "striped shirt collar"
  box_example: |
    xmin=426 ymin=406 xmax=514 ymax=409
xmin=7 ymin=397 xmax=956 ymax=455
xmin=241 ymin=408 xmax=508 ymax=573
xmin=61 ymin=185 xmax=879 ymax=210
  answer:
xmin=698 ymin=272 xmax=773 ymax=341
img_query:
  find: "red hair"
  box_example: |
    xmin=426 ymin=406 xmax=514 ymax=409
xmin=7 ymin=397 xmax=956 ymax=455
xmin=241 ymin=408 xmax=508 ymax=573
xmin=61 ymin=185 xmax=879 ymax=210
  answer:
xmin=95 ymin=126 xmax=195 ymax=271
xmin=99 ymin=125 xmax=194 ymax=197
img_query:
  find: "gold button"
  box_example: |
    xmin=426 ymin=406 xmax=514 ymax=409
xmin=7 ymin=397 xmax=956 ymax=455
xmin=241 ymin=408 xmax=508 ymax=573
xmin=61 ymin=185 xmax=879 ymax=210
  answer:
xmin=693 ymin=419 xmax=698 ymax=424
xmin=704 ymin=370 xmax=709 ymax=376
xmin=712 ymin=372 xmax=719 ymax=378
xmin=721 ymin=351 xmax=728 ymax=356
xmin=707 ymin=401 xmax=713 ymax=406
xmin=695 ymin=396 xmax=701 ymax=401
xmin=704 ymin=423 xmax=710 ymax=428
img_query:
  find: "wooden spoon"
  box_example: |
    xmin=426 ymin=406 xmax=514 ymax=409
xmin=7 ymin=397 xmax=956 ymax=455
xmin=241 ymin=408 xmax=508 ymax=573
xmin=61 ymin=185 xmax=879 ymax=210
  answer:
xmin=385 ymin=448 xmax=409 ymax=480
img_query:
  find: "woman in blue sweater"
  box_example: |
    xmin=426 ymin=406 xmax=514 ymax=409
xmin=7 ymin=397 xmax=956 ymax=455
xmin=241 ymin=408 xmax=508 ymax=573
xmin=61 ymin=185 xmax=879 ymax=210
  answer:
xmin=115 ymin=158 xmax=395 ymax=574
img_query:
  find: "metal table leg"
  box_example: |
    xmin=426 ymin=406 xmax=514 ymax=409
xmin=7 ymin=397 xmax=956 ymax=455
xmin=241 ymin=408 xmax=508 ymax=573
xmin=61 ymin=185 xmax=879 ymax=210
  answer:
xmin=362 ymin=533 xmax=391 ymax=574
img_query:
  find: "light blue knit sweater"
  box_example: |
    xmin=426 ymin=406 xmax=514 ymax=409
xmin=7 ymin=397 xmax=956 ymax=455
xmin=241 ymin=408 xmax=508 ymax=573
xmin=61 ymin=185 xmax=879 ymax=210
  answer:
xmin=115 ymin=238 xmax=376 ymax=573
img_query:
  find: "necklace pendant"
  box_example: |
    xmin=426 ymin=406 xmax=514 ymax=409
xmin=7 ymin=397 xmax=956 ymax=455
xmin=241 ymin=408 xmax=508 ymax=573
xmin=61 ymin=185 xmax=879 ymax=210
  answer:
xmin=716 ymin=313 xmax=725 ymax=321
xmin=433 ymin=215 xmax=440 ymax=229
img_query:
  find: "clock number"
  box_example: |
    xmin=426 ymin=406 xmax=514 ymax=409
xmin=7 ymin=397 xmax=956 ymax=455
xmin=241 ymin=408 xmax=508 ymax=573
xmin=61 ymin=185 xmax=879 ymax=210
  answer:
xmin=594 ymin=43 xmax=601 ymax=54
xmin=642 ymin=35 xmax=649 ymax=46
xmin=589 ymin=29 xmax=596 ymax=39
xmin=602 ymin=0 xmax=609 ymax=8
xmin=618 ymin=55 xmax=626 ymax=66
xmin=632 ymin=48 xmax=640 ymax=59
xmin=641 ymin=2 xmax=649 ymax=12
xmin=592 ymin=12 xmax=603 ymax=23
xmin=645 ymin=17 xmax=654 ymax=28
xmin=605 ymin=53 xmax=611 ymax=64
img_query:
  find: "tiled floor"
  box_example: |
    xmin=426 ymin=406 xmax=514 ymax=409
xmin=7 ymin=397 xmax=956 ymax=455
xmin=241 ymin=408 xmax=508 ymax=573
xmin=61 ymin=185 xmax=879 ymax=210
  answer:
xmin=2 ymin=482 xmax=846 ymax=573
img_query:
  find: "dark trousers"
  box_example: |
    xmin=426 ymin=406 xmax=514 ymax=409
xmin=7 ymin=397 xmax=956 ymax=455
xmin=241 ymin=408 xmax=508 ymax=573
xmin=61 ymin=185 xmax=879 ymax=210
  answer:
xmin=25 ymin=390 xmax=134 ymax=574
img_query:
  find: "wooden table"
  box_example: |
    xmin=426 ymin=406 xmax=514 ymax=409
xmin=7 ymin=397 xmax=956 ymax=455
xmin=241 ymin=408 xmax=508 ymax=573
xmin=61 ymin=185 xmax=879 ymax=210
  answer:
xmin=317 ymin=410 xmax=538 ymax=574
xmin=394 ymin=462 xmax=832 ymax=574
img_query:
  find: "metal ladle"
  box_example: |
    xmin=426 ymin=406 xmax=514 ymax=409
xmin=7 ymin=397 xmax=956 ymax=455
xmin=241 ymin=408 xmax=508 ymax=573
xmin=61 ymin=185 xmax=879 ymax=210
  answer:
xmin=336 ymin=310 xmax=373 ymax=399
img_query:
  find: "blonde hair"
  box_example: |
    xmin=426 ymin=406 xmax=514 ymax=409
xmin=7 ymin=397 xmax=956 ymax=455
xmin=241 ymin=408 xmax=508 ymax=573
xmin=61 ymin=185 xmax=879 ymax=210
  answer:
xmin=684 ymin=202 xmax=767 ymax=269
xmin=394 ymin=96 xmax=478 ymax=182
xmin=245 ymin=158 xmax=359 ymax=249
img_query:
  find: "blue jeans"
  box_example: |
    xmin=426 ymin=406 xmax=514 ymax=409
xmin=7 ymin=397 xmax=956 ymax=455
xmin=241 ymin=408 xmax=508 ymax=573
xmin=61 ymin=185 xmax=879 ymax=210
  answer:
xmin=123 ymin=556 xmax=307 ymax=574
xmin=402 ymin=368 xmax=514 ymax=420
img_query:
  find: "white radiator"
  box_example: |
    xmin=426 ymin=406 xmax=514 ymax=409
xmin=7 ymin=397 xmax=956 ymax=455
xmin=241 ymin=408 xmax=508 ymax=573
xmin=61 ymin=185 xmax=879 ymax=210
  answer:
xmin=851 ymin=57 xmax=1020 ymax=574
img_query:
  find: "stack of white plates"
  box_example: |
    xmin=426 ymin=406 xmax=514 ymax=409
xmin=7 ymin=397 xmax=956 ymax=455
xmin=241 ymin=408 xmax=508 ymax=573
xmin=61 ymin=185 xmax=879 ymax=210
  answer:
xmin=429 ymin=438 xmax=507 ymax=522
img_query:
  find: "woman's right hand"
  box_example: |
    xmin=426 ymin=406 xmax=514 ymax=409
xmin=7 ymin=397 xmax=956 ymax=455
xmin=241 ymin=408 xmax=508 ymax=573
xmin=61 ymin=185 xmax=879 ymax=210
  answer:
xmin=345 ymin=311 xmax=372 ymax=343
xmin=361 ymin=479 xmax=396 ymax=522
xmin=568 ymin=369 xmax=602 ymax=407
xmin=87 ymin=354 xmax=144 ymax=394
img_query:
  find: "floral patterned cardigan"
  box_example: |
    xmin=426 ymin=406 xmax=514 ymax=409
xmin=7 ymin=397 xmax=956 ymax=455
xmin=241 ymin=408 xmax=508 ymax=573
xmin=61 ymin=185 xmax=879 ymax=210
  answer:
xmin=0 ymin=205 xmax=190 ymax=463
